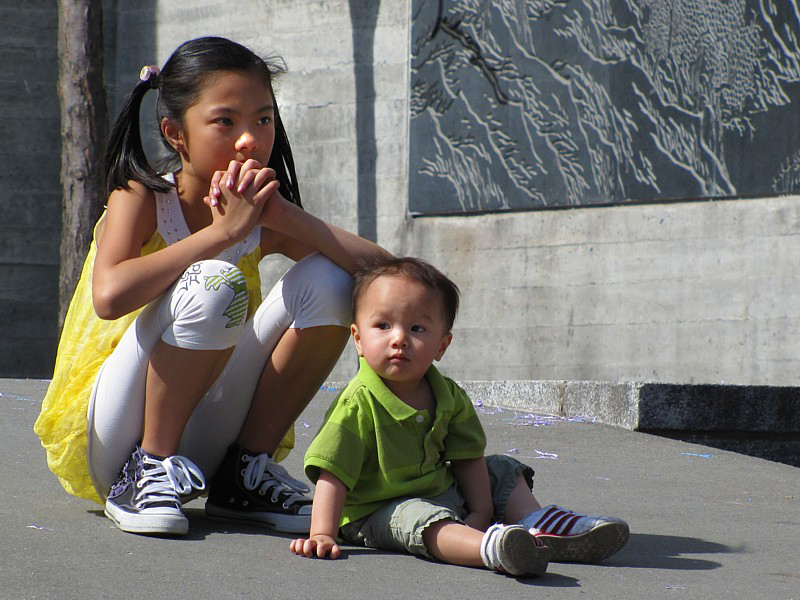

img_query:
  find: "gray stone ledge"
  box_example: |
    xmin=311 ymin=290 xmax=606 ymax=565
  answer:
xmin=325 ymin=380 xmax=800 ymax=434
xmin=462 ymin=380 xmax=800 ymax=434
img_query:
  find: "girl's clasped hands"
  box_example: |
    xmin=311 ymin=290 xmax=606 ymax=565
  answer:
xmin=205 ymin=159 xmax=283 ymax=241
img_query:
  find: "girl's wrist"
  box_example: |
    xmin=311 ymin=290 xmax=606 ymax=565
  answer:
xmin=195 ymin=222 xmax=241 ymax=259
xmin=259 ymin=191 xmax=293 ymax=229
xmin=210 ymin=215 xmax=249 ymax=244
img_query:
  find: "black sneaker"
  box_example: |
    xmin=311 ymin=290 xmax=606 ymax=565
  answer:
xmin=104 ymin=446 xmax=206 ymax=536
xmin=205 ymin=443 xmax=312 ymax=533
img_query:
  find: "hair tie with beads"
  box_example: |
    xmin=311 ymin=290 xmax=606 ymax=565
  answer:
xmin=139 ymin=65 xmax=161 ymax=89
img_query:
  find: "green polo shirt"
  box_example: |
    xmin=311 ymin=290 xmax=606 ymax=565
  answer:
xmin=304 ymin=358 xmax=487 ymax=525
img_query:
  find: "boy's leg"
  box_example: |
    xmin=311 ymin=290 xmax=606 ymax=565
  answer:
xmin=340 ymin=494 xmax=462 ymax=557
xmin=341 ymin=489 xmax=549 ymax=577
xmin=485 ymin=454 xmax=629 ymax=563
xmin=502 ymin=476 xmax=542 ymax=523
xmin=421 ymin=519 xmax=485 ymax=566
xmin=484 ymin=454 xmax=537 ymax=524
xmin=422 ymin=519 xmax=549 ymax=577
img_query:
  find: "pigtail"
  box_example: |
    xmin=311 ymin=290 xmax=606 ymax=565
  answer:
xmin=104 ymin=79 xmax=172 ymax=196
xmin=269 ymin=106 xmax=302 ymax=209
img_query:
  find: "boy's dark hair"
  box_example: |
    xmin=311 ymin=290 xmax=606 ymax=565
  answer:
xmin=353 ymin=256 xmax=460 ymax=332
xmin=104 ymin=36 xmax=301 ymax=207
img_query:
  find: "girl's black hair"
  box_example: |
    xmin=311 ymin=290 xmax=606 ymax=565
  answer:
xmin=104 ymin=36 xmax=302 ymax=207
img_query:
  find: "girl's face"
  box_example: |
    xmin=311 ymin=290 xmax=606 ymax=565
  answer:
xmin=167 ymin=69 xmax=276 ymax=183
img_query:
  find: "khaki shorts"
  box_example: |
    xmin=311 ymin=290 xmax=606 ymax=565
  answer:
xmin=339 ymin=454 xmax=534 ymax=559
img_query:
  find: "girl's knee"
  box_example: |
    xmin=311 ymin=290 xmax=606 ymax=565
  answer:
xmin=289 ymin=253 xmax=352 ymax=292
xmin=281 ymin=254 xmax=354 ymax=327
xmin=161 ymin=260 xmax=250 ymax=349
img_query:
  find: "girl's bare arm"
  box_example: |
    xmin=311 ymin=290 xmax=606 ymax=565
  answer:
xmin=259 ymin=192 xmax=391 ymax=273
xmin=93 ymin=170 xmax=275 ymax=320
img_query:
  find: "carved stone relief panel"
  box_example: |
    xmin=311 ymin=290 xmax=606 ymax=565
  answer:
xmin=409 ymin=0 xmax=800 ymax=213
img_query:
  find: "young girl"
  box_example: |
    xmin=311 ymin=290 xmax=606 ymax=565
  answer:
xmin=34 ymin=36 xmax=388 ymax=536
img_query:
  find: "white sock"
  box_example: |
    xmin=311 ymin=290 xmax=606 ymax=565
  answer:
xmin=480 ymin=524 xmax=502 ymax=569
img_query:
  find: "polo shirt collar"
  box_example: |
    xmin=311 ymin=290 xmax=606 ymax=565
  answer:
xmin=356 ymin=357 xmax=454 ymax=419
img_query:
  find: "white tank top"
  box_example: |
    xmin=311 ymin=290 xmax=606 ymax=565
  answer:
xmin=154 ymin=175 xmax=260 ymax=265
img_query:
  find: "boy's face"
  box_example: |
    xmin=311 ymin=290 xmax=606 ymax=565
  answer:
xmin=352 ymin=275 xmax=452 ymax=390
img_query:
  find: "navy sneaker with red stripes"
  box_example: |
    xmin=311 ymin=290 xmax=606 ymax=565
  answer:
xmin=522 ymin=505 xmax=629 ymax=563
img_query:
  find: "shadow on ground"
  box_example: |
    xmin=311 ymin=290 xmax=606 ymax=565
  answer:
xmin=611 ymin=533 xmax=740 ymax=570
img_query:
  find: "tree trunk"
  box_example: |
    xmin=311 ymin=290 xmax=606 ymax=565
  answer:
xmin=57 ymin=0 xmax=107 ymax=327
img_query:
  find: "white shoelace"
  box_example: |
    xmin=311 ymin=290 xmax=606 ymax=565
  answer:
xmin=134 ymin=455 xmax=206 ymax=509
xmin=241 ymin=453 xmax=310 ymax=508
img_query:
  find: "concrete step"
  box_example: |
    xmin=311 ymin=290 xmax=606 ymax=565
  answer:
xmin=455 ymin=380 xmax=800 ymax=467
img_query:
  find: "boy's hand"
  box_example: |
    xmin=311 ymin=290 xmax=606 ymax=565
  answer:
xmin=289 ymin=534 xmax=341 ymax=559
xmin=452 ymin=457 xmax=494 ymax=532
xmin=290 ymin=470 xmax=346 ymax=559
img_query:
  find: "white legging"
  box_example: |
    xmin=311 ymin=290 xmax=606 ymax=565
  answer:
xmin=86 ymin=253 xmax=352 ymax=498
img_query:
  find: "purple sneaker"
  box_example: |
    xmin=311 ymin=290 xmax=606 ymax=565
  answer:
xmin=104 ymin=446 xmax=205 ymax=536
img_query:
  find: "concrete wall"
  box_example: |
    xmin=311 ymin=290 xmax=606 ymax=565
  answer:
xmin=414 ymin=197 xmax=800 ymax=386
xmin=235 ymin=0 xmax=800 ymax=387
xmin=8 ymin=0 xmax=800 ymax=386
xmin=0 ymin=0 xmax=60 ymax=378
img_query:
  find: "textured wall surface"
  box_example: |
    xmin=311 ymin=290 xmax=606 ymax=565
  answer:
xmin=415 ymin=197 xmax=800 ymax=385
xmin=9 ymin=0 xmax=800 ymax=386
xmin=0 ymin=0 xmax=60 ymax=377
xmin=409 ymin=0 xmax=800 ymax=213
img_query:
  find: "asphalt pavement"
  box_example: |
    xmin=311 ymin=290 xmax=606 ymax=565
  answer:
xmin=2 ymin=378 xmax=798 ymax=599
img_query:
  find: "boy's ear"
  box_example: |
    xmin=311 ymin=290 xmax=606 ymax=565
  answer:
xmin=161 ymin=117 xmax=184 ymax=153
xmin=351 ymin=324 xmax=364 ymax=357
xmin=434 ymin=332 xmax=453 ymax=362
